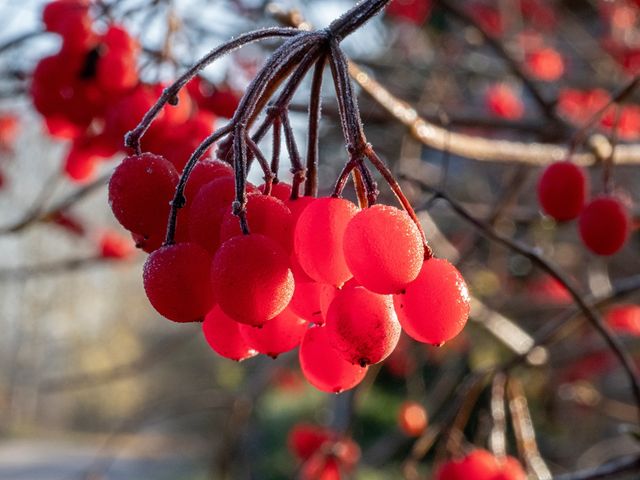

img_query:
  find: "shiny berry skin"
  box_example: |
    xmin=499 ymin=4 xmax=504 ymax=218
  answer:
xmin=398 ymin=401 xmax=428 ymax=437
xmin=211 ymin=234 xmax=294 ymax=326
xmin=238 ymin=308 xmax=308 ymax=358
xmin=108 ymin=153 xmax=178 ymax=246
xmin=143 ymin=243 xmax=214 ymax=323
xmin=605 ymin=304 xmax=640 ymax=336
xmin=294 ymin=197 xmax=359 ymax=287
xmin=394 ymin=259 xmax=470 ymax=345
xmin=537 ymin=161 xmax=588 ymax=221
xmin=299 ymin=325 xmax=368 ymax=393
xmin=202 ymin=306 xmax=257 ymax=361
xmin=343 ymin=204 xmax=424 ymax=294
xmin=326 ymin=287 xmax=401 ymax=366
xmin=220 ymin=194 xmax=294 ymax=251
xmin=579 ymin=196 xmax=630 ymax=255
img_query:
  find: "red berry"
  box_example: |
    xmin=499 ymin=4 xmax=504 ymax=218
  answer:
xmin=605 ymin=304 xmax=640 ymax=336
xmin=238 ymin=308 xmax=308 ymax=358
xmin=326 ymin=286 xmax=400 ymax=366
xmin=436 ymin=450 xmax=501 ymax=480
xmin=299 ymin=325 xmax=368 ymax=393
xmin=294 ymin=197 xmax=359 ymax=287
xmin=188 ymin=176 xmax=256 ymax=253
xmin=485 ymin=83 xmax=524 ymax=120
xmin=211 ymin=234 xmax=294 ymax=326
xmin=288 ymin=423 xmax=333 ymax=460
xmin=184 ymin=159 xmax=233 ymax=204
xmin=143 ymin=243 xmax=214 ymax=322
xmin=343 ymin=204 xmax=424 ymax=294
xmin=394 ymin=259 xmax=470 ymax=345
xmin=108 ymin=153 xmax=178 ymax=246
xmin=259 ymin=181 xmax=293 ymax=202
xmin=398 ymin=401 xmax=428 ymax=437
xmin=220 ymin=194 xmax=294 ymax=251
xmin=579 ymin=196 xmax=630 ymax=255
xmin=386 ymin=0 xmax=432 ymax=24
xmin=526 ymin=47 xmax=564 ymax=81
xmin=290 ymin=280 xmax=333 ymax=324
xmin=99 ymin=231 xmax=134 ymax=259
xmin=202 ymin=306 xmax=257 ymax=361
xmin=537 ymin=161 xmax=588 ymax=221
xmin=495 ymin=457 xmax=527 ymax=480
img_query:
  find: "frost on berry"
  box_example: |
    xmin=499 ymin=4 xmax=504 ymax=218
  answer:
xmin=294 ymin=197 xmax=359 ymax=287
xmin=326 ymin=286 xmax=401 ymax=366
xmin=299 ymin=325 xmax=368 ymax=393
xmin=143 ymin=243 xmax=214 ymax=323
xmin=211 ymin=234 xmax=294 ymax=326
xmin=394 ymin=258 xmax=470 ymax=345
xmin=108 ymin=153 xmax=178 ymax=249
xmin=578 ymin=195 xmax=630 ymax=255
xmin=202 ymin=306 xmax=258 ymax=361
xmin=343 ymin=204 xmax=424 ymax=294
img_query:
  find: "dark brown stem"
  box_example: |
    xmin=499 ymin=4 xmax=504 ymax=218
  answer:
xmin=305 ymin=54 xmax=327 ymax=197
xmin=270 ymin=116 xmax=281 ymax=182
xmin=125 ymin=27 xmax=299 ymax=154
xmin=232 ymin=124 xmax=250 ymax=234
xmin=164 ymin=125 xmax=232 ymax=245
xmin=281 ymin=113 xmax=305 ymax=200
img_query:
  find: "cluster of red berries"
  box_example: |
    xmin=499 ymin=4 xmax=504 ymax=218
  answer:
xmin=108 ymin=148 xmax=470 ymax=393
xmin=287 ymin=423 xmax=360 ymax=479
xmin=537 ymin=161 xmax=631 ymax=256
xmin=435 ymin=449 xmax=526 ymax=480
xmin=558 ymin=88 xmax=640 ymax=140
xmin=30 ymin=0 xmax=240 ymax=182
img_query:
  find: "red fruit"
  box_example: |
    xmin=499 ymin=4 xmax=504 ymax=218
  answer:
xmin=485 ymin=84 xmax=524 ymax=120
xmin=526 ymin=47 xmax=564 ymax=81
xmin=386 ymin=0 xmax=432 ymax=24
xmin=579 ymin=196 xmax=630 ymax=255
xmin=557 ymin=89 xmax=610 ymax=124
xmin=0 ymin=114 xmax=19 ymax=149
xmin=326 ymin=287 xmax=400 ymax=366
xmin=238 ymin=308 xmax=308 ymax=358
xmin=435 ymin=450 xmax=501 ymax=480
xmin=211 ymin=234 xmax=294 ymax=326
xmin=143 ymin=243 xmax=214 ymax=322
xmin=343 ymin=204 xmax=424 ymax=294
xmin=294 ymin=197 xmax=359 ymax=287
xmin=99 ymin=231 xmax=134 ymax=259
xmin=605 ymin=304 xmax=640 ymax=336
xmin=202 ymin=306 xmax=257 ymax=361
xmin=288 ymin=424 xmax=333 ymax=460
xmin=290 ymin=281 xmax=332 ymax=324
xmin=44 ymin=116 xmax=83 ymax=139
xmin=220 ymin=194 xmax=294 ymax=251
xmin=259 ymin=181 xmax=293 ymax=202
xmin=184 ymin=159 xmax=233 ymax=205
xmin=537 ymin=161 xmax=588 ymax=221
xmin=187 ymin=77 xmax=241 ymax=118
xmin=155 ymin=111 xmax=216 ymax=171
xmin=287 ymin=196 xmax=316 ymax=220
xmin=188 ymin=176 xmax=245 ymax=252
xmin=96 ymin=49 xmax=138 ymax=93
xmin=394 ymin=259 xmax=470 ymax=345
xmin=108 ymin=153 xmax=178 ymax=246
xmin=43 ymin=0 xmax=95 ymax=52
xmin=64 ymin=145 xmax=99 ymax=182
xmin=495 ymin=457 xmax=527 ymax=480
xmin=299 ymin=325 xmax=368 ymax=393
xmin=398 ymin=401 xmax=428 ymax=437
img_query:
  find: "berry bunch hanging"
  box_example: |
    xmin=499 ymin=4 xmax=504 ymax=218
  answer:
xmin=537 ymin=160 xmax=631 ymax=256
xmin=107 ymin=0 xmax=471 ymax=394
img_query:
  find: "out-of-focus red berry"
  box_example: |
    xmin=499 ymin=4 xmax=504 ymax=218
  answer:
xmin=398 ymin=401 xmax=428 ymax=437
xmin=485 ymin=84 xmax=524 ymax=120
xmin=605 ymin=304 xmax=640 ymax=336
xmin=99 ymin=231 xmax=134 ymax=259
xmin=579 ymin=196 xmax=630 ymax=255
xmin=526 ymin=47 xmax=565 ymax=81
xmin=537 ymin=161 xmax=588 ymax=222
xmin=386 ymin=0 xmax=432 ymax=25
